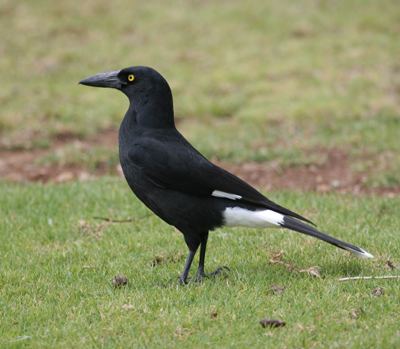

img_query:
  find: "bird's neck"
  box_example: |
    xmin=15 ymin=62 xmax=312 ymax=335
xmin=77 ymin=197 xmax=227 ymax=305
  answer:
xmin=128 ymin=90 xmax=175 ymax=129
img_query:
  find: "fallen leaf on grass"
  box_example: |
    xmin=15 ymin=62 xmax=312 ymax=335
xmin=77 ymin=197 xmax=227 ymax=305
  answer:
xmin=268 ymin=251 xmax=296 ymax=271
xmin=386 ymin=260 xmax=397 ymax=270
xmin=259 ymin=319 xmax=286 ymax=328
xmin=270 ymin=284 xmax=285 ymax=295
xmin=269 ymin=250 xmax=284 ymax=263
xmin=150 ymin=255 xmax=164 ymax=267
xmin=78 ymin=219 xmax=90 ymax=232
xmin=82 ymin=265 xmax=95 ymax=269
xmin=174 ymin=326 xmax=191 ymax=339
xmin=122 ymin=304 xmax=134 ymax=310
xmin=78 ymin=219 xmax=108 ymax=239
xmin=299 ymin=266 xmax=321 ymax=278
xmin=350 ymin=308 xmax=364 ymax=319
xmin=295 ymin=323 xmax=317 ymax=332
xmin=210 ymin=309 xmax=218 ymax=319
xmin=150 ymin=252 xmax=184 ymax=267
xmin=112 ymin=275 xmax=128 ymax=288
xmin=372 ymin=287 xmax=384 ymax=297
xmin=269 ymin=251 xmax=321 ymax=276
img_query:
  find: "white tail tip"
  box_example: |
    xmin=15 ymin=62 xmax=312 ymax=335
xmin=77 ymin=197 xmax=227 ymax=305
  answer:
xmin=350 ymin=247 xmax=374 ymax=259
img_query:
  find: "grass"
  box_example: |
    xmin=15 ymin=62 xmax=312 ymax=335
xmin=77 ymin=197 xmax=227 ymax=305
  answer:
xmin=36 ymin=143 xmax=118 ymax=172
xmin=1 ymin=178 xmax=400 ymax=348
xmin=1 ymin=0 xmax=400 ymax=177
xmin=1 ymin=1 xmax=400 ymax=347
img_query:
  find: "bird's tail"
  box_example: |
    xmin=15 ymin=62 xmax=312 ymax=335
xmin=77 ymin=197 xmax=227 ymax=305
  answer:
xmin=281 ymin=215 xmax=374 ymax=258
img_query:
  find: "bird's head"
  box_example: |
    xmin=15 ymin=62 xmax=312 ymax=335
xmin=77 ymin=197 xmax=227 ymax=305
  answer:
xmin=79 ymin=66 xmax=170 ymax=98
xmin=79 ymin=66 xmax=174 ymax=128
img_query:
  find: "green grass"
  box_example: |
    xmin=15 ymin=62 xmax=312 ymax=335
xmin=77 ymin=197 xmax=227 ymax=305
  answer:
xmin=36 ymin=143 xmax=118 ymax=172
xmin=1 ymin=179 xmax=399 ymax=348
xmin=1 ymin=1 xmax=400 ymax=347
xmin=1 ymin=0 xmax=400 ymax=176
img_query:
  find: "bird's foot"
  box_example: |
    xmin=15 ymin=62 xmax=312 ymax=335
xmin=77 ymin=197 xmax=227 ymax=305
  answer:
xmin=209 ymin=266 xmax=230 ymax=277
xmin=178 ymin=276 xmax=188 ymax=285
xmin=194 ymin=266 xmax=230 ymax=283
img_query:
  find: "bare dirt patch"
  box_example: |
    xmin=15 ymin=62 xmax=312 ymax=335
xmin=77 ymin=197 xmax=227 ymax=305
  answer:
xmin=0 ymin=128 xmax=117 ymax=183
xmin=0 ymin=128 xmax=399 ymax=196
xmin=221 ymin=150 xmax=400 ymax=197
xmin=217 ymin=149 xmax=400 ymax=196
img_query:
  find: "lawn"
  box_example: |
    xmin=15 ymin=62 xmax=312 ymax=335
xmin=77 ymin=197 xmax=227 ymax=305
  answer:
xmin=1 ymin=0 xmax=400 ymax=187
xmin=1 ymin=0 xmax=400 ymax=348
xmin=1 ymin=179 xmax=399 ymax=348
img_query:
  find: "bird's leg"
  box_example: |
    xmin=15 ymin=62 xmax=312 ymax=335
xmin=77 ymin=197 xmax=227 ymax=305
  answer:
xmin=179 ymin=249 xmax=196 ymax=285
xmin=194 ymin=232 xmax=208 ymax=281
xmin=194 ymin=232 xmax=230 ymax=282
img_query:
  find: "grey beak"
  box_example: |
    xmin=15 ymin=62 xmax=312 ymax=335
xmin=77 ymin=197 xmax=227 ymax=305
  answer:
xmin=79 ymin=70 xmax=122 ymax=89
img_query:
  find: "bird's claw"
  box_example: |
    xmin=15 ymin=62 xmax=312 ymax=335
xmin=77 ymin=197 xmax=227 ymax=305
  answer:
xmin=209 ymin=266 xmax=230 ymax=277
xmin=194 ymin=266 xmax=230 ymax=282
xmin=193 ymin=272 xmax=205 ymax=283
xmin=178 ymin=276 xmax=188 ymax=285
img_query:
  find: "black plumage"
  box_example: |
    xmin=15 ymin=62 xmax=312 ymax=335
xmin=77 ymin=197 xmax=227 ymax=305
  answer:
xmin=80 ymin=66 xmax=373 ymax=284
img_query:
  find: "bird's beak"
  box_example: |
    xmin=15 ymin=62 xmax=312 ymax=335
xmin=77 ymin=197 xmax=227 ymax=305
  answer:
xmin=79 ymin=70 xmax=122 ymax=89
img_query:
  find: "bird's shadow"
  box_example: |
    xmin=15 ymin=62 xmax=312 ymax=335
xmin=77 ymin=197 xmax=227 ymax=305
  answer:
xmin=146 ymin=258 xmax=370 ymax=289
xmin=241 ymin=257 xmax=366 ymax=280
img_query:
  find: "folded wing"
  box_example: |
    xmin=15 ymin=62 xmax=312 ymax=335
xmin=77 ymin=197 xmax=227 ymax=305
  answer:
xmin=129 ymin=135 xmax=314 ymax=225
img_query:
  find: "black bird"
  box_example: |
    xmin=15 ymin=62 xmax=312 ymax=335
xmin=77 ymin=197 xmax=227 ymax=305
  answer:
xmin=80 ymin=66 xmax=373 ymax=284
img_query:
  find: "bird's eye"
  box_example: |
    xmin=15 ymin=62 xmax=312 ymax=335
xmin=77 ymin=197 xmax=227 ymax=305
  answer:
xmin=128 ymin=74 xmax=135 ymax=82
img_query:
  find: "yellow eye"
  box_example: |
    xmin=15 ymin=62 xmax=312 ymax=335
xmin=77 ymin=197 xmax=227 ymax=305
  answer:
xmin=128 ymin=74 xmax=135 ymax=82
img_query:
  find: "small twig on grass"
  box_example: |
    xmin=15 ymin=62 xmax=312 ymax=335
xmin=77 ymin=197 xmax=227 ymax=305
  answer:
xmin=338 ymin=275 xmax=400 ymax=282
xmin=93 ymin=216 xmax=135 ymax=223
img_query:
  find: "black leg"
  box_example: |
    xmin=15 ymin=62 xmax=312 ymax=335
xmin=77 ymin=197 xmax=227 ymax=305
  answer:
xmin=194 ymin=232 xmax=230 ymax=282
xmin=179 ymin=234 xmax=201 ymax=284
xmin=194 ymin=232 xmax=208 ymax=281
xmin=179 ymin=249 xmax=196 ymax=285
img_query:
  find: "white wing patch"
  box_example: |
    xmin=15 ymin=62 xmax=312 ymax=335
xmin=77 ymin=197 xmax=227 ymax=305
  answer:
xmin=212 ymin=190 xmax=242 ymax=200
xmin=223 ymin=207 xmax=284 ymax=228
